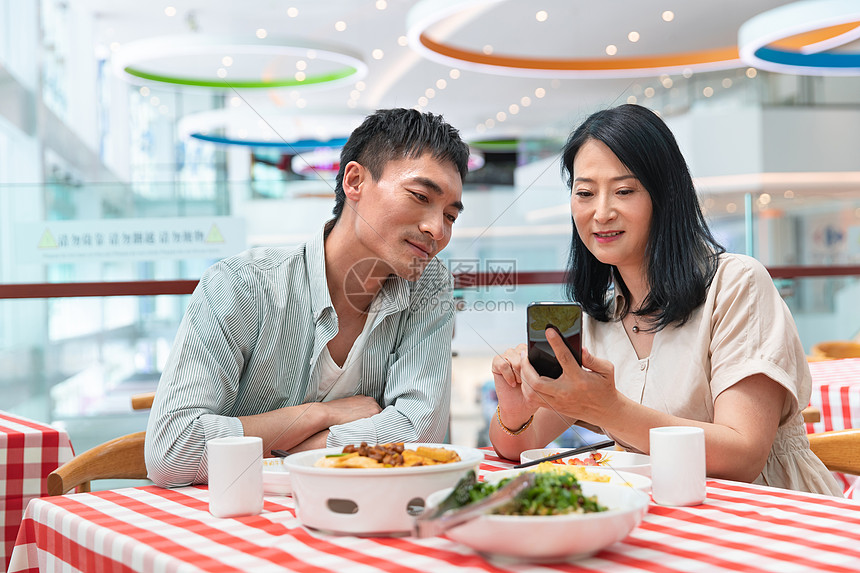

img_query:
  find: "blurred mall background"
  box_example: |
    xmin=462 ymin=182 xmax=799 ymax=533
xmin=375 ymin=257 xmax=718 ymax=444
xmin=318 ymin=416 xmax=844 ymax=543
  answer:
xmin=1 ymin=1 xmax=859 ymax=485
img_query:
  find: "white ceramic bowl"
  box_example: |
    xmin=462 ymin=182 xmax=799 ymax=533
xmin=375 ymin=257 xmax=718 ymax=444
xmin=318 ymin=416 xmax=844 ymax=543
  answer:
xmin=520 ymin=447 xmax=651 ymax=477
xmin=427 ymin=481 xmax=649 ymax=562
xmin=284 ymin=443 xmax=484 ymax=535
xmin=262 ymin=457 xmax=292 ymax=496
xmin=490 ymin=466 xmax=651 ymax=492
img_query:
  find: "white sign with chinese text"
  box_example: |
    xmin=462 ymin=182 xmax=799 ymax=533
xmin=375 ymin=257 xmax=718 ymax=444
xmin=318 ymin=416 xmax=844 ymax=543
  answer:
xmin=16 ymin=217 xmax=246 ymax=264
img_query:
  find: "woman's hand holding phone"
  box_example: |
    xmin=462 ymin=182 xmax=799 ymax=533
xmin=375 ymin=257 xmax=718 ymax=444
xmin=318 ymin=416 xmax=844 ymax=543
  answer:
xmin=519 ymin=331 xmax=621 ymax=425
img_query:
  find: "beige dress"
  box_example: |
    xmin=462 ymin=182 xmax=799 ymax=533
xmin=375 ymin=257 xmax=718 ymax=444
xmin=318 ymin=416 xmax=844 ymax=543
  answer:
xmin=584 ymin=253 xmax=843 ymax=496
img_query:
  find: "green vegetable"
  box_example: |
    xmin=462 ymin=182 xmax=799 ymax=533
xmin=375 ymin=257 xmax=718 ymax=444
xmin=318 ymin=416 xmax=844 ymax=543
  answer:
xmin=324 ymin=453 xmax=351 ymax=458
xmin=434 ymin=470 xmax=478 ymax=514
xmin=453 ymin=472 xmax=606 ymax=516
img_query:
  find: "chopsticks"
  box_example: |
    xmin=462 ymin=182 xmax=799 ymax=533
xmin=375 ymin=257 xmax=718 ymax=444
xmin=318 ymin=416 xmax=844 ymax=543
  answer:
xmin=512 ymin=439 xmax=616 ymax=469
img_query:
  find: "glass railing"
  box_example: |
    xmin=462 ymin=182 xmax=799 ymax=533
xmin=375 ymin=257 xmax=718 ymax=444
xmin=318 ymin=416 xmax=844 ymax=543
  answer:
xmin=2 ymin=268 xmax=859 ymax=455
xmin=2 ymin=180 xmax=860 ymax=455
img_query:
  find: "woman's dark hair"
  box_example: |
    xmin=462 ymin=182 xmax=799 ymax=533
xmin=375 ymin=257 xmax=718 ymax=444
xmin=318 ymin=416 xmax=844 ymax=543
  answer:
xmin=332 ymin=108 xmax=469 ymax=219
xmin=560 ymin=104 xmax=725 ymax=331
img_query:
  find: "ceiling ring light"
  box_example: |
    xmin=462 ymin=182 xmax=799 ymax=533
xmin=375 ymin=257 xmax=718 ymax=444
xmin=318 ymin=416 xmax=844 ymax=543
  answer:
xmin=112 ymin=35 xmax=367 ymax=88
xmin=189 ymin=134 xmax=485 ymax=173
xmin=406 ymin=0 xmax=743 ymax=78
xmin=190 ymin=133 xmax=348 ymax=150
xmin=739 ymin=0 xmax=860 ymax=75
xmin=177 ymin=109 xmax=367 ymax=149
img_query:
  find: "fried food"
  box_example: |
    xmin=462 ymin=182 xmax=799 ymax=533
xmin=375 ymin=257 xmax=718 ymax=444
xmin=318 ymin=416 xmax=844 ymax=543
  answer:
xmin=314 ymin=452 xmax=359 ymax=468
xmin=314 ymin=442 xmax=462 ymax=468
xmin=415 ymin=446 xmax=460 ymax=463
xmin=532 ymin=461 xmax=610 ymax=483
xmin=337 ymin=455 xmax=384 ymax=468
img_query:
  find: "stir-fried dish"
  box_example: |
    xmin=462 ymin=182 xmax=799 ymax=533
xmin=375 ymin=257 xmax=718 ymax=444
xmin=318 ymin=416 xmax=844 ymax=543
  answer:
xmin=452 ymin=470 xmax=606 ymax=516
xmin=314 ymin=442 xmax=462 ymax=468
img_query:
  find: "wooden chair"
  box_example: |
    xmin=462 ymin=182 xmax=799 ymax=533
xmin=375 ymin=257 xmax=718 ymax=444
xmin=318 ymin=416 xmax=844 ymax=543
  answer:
xmin=801 ymin=406 xmax=821 ymax=424
xmin=808 ymin=429 xmax=860 ymax=475
xmin=46 ymin=431 xmax=148 ymax=495
xmin=131 ymin=391 xmax=156 ymax=410
xmin=810 ymin=341 xmax=860 ymax=361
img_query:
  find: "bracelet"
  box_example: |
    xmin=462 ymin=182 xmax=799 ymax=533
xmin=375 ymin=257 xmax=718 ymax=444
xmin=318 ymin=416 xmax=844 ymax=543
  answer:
xmin=496 ymin=405 xmax=534 ymax=436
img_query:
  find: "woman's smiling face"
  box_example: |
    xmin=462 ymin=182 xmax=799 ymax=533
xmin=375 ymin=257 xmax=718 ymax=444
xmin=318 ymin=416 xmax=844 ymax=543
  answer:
xmin=570 ymin=139 xmax=653 ymax=276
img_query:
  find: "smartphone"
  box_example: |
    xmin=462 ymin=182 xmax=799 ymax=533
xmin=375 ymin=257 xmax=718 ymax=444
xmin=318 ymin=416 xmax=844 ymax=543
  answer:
xmin=526 ymin=302 xmax=582 ymax=378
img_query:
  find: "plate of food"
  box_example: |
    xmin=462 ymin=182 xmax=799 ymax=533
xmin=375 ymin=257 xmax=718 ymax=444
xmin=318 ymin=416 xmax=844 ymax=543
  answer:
xmin=520 ymin=447 xmax=650 ymax=476
xmin=490 ymin=462 xmax=651 ymax=492
xmin=262 ymin=457 xmax=292 ymax=496
xmin=284 ymin=442 xmax=484 ymax=535
xmin=424 ymin=470 xmax=649 ymax=562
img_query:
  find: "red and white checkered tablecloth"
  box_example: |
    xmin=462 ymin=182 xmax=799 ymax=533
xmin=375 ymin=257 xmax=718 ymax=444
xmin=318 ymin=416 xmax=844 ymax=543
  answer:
xmin=0 ymin=411 xmax=74 ymax=573
xmin=9 ymin=451 xmax=860 ymax=573
xmin=807 ymin=358 xmax=860 ymax=432
xmin=806 ymin=358 xmax=860 ymax=497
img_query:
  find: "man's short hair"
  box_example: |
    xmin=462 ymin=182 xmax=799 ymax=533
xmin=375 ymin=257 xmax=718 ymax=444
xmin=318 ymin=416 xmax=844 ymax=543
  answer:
xmin=332 ymin=108 xmax=469 ymax=219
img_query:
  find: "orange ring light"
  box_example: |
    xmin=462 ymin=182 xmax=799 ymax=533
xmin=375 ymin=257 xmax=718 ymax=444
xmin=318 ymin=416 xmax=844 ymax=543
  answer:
xmin=739 ymin=0 xmax=860 ymax=75
xmin=406 ymin=0 xmax=742 ymax=78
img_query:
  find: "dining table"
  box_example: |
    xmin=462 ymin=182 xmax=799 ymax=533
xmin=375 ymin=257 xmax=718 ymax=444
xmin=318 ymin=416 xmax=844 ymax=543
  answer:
xmin=0 ymin=411 xmax=74 ymax=573
xmin=806 ymin=357 xmax=860 ymax=497
xmin=9 ymin=449 xmax=860 ymax=573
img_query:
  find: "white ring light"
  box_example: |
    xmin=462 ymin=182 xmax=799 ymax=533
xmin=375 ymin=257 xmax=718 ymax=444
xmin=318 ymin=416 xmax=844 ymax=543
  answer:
xmin=739 ymin=0 xmax=860 ymax=75
xmin=112 ymin=34 xmax=368 ymax=89
xmin=407 ymin=0 xmax=743 ymax=78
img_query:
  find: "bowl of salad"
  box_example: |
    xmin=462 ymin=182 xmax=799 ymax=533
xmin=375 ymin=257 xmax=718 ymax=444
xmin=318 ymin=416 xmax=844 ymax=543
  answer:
xmin=520 ymin=447 xmax=651 ymax=477
xmin=424 ymin=470 xmax=649 ymax=562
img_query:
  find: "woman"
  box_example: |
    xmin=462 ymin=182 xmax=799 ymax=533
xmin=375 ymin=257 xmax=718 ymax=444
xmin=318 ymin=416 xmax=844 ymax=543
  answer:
xmin=491 ymin=104 xmax=841 ymax=495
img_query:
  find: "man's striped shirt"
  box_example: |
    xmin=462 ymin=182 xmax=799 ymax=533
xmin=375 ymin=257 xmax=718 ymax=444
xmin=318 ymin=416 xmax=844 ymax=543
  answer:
xmin=145 ymin=226 xmax=454 ymax=487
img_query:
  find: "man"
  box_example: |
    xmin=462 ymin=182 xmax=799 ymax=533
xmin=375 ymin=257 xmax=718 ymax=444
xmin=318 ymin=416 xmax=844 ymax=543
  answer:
xmin=145 ymin=108 xmax=469 ymax=487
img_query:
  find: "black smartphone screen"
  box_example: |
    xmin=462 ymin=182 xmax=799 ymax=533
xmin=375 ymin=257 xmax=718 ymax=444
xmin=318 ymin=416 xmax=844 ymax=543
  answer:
xmin=526 ymin=302 xmax=582 ymax=378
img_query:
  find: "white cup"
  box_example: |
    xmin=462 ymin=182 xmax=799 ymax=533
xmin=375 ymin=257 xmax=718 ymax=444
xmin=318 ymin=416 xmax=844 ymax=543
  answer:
xmin=649 ymin=426 xmax=706 ymax=506
xmin=207 ymin=436 xmax=264 ymax=518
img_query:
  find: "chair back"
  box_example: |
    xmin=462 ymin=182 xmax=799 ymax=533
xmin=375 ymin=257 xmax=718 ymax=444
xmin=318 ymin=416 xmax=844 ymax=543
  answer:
xmin=808 ymin=429 xmax=860 ymax=476
xmin=810 ymin=341 xmax=860 ymax=360
xmin=47 ymin=431 xmax=148 ymax=495
xmin=801 ymin=406 xmax=820 ymax=424
xmin=131 ymin=392 xmax=155 ymax=410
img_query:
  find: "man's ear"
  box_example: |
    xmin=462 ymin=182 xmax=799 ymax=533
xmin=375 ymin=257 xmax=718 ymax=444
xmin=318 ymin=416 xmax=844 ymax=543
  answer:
xmin=342 ymin=161 xmax=365 ymax=202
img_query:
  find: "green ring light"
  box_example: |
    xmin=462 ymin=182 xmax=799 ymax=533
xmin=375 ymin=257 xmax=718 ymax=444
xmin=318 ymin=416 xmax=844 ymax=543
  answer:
xmin=123 ymin=66 xmax=359 ymax=89
xmin=112 ymin=35 xmax=367 ymax=89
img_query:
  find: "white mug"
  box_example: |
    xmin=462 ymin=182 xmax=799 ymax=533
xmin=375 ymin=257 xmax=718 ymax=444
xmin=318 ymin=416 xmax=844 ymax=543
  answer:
xmin=207 ymin=436 xmax=264 ymax=518
xmin=649 ymin=426 xmax=706 ymax=506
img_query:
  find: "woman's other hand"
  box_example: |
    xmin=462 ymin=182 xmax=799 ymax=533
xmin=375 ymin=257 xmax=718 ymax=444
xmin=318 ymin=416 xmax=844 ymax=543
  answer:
xmin=491 ymin=344 xmax=534 ymax=422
